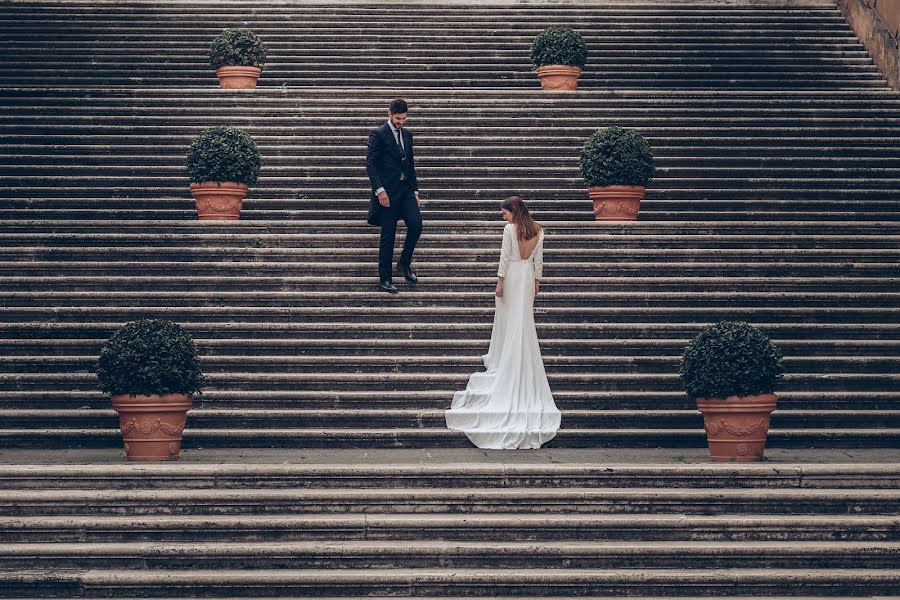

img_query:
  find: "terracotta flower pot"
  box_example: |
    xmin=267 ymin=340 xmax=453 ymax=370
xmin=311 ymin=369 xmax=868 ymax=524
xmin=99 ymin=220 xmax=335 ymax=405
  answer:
xmin=190 ymin=181 xmax=248 ymax=220
xmin=696 ymin=393 xmax=778 ymax=462
xmin=588 ymin=185 xmax=645 ymax=221
xmin=110 ymin=394 xmax=192 ymax=461
xmin=216 ymin=66 xmax=261 ymax=89
xmin=536 ymin=65 xmax=582 ymax=91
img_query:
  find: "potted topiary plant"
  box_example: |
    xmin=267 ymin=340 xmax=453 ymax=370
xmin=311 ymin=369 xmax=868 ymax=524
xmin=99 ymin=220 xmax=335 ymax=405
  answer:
xmin=209 ymin=28 xmax=267 ymax=89
xmin=97 ymin=319 xmax=204 ymax=461
xmin=679 ymin=321 xmax=785 ymax=462
xmin=530 ymin=26 xmax=587 ymax=91
xmin=187 ymin=125 xmax=262 ymax=220
xmin=580 ymin=126 xmax=654 ymax=221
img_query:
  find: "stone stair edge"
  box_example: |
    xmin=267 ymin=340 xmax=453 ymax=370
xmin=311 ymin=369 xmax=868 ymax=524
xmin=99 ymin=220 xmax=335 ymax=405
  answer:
xmin=0 ymin=0 xmax=841 ymax=7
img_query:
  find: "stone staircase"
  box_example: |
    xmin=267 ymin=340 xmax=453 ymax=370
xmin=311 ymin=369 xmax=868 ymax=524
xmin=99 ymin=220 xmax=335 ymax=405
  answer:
xmin=1 ymin=1 xmax=899 ymax=450
xmin=1 ymin=1 xmax=900 ymax=595
xmin=0 ymin=455 xmax=899 ymax=596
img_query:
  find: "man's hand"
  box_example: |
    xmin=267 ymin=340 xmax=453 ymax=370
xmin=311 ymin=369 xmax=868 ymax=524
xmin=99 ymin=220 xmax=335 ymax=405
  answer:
xmin=415 ymin=191 xmax=422 ymax=206
xmin=378 ymin=191 xmax=390 ymax=208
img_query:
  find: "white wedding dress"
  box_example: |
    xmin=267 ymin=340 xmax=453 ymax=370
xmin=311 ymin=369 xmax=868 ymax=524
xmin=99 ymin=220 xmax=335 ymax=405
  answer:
xmin=445 ymin=223 xmax=561 ymax=449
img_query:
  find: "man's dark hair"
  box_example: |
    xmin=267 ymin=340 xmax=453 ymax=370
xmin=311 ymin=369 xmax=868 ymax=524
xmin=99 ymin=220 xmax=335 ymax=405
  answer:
xmin=389 ymin=98 xmax=408 ymax=114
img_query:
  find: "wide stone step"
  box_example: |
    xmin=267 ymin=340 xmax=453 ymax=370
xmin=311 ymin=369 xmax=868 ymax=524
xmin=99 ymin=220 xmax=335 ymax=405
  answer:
xmin=4 ymin=567 xmax=900 ymax=598
xmin=4 ymin=408 xmax=898 ymax=430
xmin=2 ymin=350 xmax=896 ymax=371
xmin=1 ymin=307 xmax=897 ymax=327
xmin=2 ymin=513 xmax=898 ymax=542
xmin=3 ymin=320 xmax=896 ymax=340
xmin=6 ymin=389 xmax=897 ymax=411
xmin=3 ymin=262 xmax=895 ymax=279
xmin=3 ymin=487 xmax=897 ymax=516
xmin=6 ymin=95 xmax=899 ymax=110
xmin=0 ymin=540 xmax=897 ymax=570
xmin=10 ymin=210 xmax=894 ymax=223
xmin=5 ymin=290 xmax=897 ymax=308
xmin=1 ymin=229 xmax=895 ymax=247
xmin=2 ymin=334 xmax=897 ymax=356
xmin=5 ymin=77 xmax=883 ymax=88
xmin=4 ymin=426 xmax=900 ymax=449
xmin=2 ymin=461 xmax=895 ymax=490
xmin=4 ymin=246 xmax=894 ymax=263
xmin=8 ymin=165 xmax=900 ymax=179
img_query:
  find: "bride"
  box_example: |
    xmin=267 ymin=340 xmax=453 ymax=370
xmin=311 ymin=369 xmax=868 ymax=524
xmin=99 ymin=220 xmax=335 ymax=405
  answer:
xmin=445 ymin=196 xmax=561 ymax=449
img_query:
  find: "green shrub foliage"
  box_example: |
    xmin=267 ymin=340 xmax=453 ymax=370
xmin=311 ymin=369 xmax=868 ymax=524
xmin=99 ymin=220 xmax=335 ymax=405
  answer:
xmin=679 ymin=321 xmax=784 ymax=401
xmin=209 ymin=28 xmax=267 ymax=69
xmin=97 ymin=319 xmax=204 ymax=396
xmin=186 ymin=126 xmax=262 ymax=185
xmin=580 ymin=126 xmax=655 ymax=187
xmin=530 ymin=27 xmax=587 ymax=68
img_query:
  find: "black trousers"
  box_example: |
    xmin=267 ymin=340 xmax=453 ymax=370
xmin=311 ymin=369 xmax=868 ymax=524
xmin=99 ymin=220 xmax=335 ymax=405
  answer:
xmin=378 ymin=185 xmax=423 ymax=282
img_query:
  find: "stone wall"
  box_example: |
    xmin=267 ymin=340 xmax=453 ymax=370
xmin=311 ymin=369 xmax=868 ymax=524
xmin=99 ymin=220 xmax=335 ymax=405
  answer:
xmin=837 ymin=0 xmax=900 ymax=89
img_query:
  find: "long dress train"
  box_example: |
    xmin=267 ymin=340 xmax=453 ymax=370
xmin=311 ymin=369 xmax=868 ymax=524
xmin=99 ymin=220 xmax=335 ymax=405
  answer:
xmin=445 ymin=223 xmax=561 ymax=449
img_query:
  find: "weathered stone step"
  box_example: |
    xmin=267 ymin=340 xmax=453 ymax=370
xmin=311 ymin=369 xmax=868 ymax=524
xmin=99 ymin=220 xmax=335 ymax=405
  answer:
xmin=0 ymin=508 xmax=897 ymax=544
xmin=1 ymin=306 xmax=897 ymax=327
xmin=4 ymin=247 xmax=894 ymax=263
xmin=4 ymin=408 xmax=898 ymax=430
xmin=4 ymin=276 xmax=895 ymax=294
xmin=2 ymin=512 xmax=898 ymax=542
xmin=5 ymin=371 xmax=898 ymax=394
xmin=5 ymin=86 xmax=893 ymax=98
xmin=4 ymin=567 xmax=900 ymax=598
xmin=1 ymin=540 xmax=897 ymax=570
xmin=7 ymin=154 xmax=900 ymax=169
xmin=2 ymin=275 xmax=897 ymax=294
xmin=4 ymin=220 xmax=878 ymax=236
xmin=2 ymin=461 xmax=895 ymax=490
xmin=0 ymin=10 xmax=849 ymax=20
xmin=1 ymin=229 xmax=894 ymax=247
xmin=0 ymin=426 xmax=893 ymax=451
xmin=8 ymin=119 xmax=900 ymax=132
xmin=5 ymin=136 xmax=898 ymax=152
xmin=2 ymin=350 xmax=895 ymax=371
xmin=7 ymin=58 xmax=877 ymax=71
xmin=3 ymin=334 xmax=896 ymax=354
xmin=9 ymin=164 xmax=900 ymax=180
xmin=5 ymin=68 xmax=880 ymax=80
xmin=9 ymin=209 xmax=899 ymax=222
xmin=6 ymin=389 xmax=897 ymax=411
xmin=4 ymin=260 xmax=894 ymax=278
xmin=5 ymin=290 xmax=896 ymax=308
xmin=6 ymin=95 xmax=897 ymax=110
xmin=0 ymin=28 xmax=862 ymax=37
xmin=3 ymin=486 xmax=897 ymax=515
xmin=7 ymin=76 xmax=882 ymax=88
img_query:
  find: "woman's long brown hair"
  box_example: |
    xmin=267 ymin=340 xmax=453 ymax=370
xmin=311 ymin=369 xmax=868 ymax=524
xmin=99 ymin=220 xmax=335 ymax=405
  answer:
xmin=501 ymin=195 xmax=542 ymax=241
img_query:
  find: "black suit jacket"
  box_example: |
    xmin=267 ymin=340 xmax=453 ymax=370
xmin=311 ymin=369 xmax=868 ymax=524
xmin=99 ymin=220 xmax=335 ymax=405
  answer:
xmin=366 ymin=123 xmax=418 ymax=226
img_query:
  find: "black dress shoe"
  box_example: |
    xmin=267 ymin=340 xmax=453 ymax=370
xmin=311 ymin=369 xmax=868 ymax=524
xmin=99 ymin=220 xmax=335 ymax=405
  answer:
xmin=396 ymin=264 xmax=418 ymax=284
xmin=379 ymin=279 xmax=399 ymax=293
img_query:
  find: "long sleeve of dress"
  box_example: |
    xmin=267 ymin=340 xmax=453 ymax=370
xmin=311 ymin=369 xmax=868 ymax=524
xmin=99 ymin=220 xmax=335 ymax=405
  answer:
xmin=497 ymin=225 xmax=512 ymax=277
xmin=533 ymin=234 xmax=544 ymax=280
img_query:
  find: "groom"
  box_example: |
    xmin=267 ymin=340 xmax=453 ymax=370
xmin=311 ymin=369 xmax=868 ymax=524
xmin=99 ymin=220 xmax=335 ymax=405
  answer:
xmin=366 ymin=98 xmax=422 ymax=294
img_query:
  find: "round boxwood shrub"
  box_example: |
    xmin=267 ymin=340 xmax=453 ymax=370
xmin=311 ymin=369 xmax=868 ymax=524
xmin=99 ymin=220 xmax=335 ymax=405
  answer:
xmin=97 ymin=319 xmax=204 ymax=397
xmin=531 ymin=26 xmax=587 ymax=68
xmin=679 ymin=321 xmax=784 ymax=401
xmin=209 ymin=28 xmax=267 ymax=69
xmin=580 ymin=126 xmax=655 ymax=188
xmin=186 ymin=126 xmax=262 ymax=185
